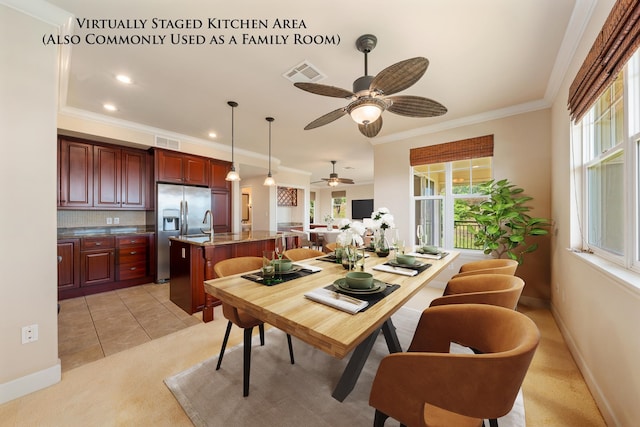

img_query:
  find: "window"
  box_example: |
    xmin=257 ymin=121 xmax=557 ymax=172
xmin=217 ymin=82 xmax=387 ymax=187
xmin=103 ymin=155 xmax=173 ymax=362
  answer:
xmin=575 ymin=49 xmax=640 ymax=268
xmin=411 ymin=140 xmax=493 ymax=250
xmin=331 ymin=196 xmax=347 ymax=219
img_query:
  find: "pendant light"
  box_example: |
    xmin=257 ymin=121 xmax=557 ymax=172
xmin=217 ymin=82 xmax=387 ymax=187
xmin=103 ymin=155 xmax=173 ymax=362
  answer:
xmin=225 ymin=101 xmax=241 ymax=181
xmin=263 ymin=117 xmax=276 ymax=186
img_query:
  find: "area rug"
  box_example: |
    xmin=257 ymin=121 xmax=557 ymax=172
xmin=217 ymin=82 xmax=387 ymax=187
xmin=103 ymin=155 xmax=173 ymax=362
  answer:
xmin=165 ymin=307 xmax=525 ymax=427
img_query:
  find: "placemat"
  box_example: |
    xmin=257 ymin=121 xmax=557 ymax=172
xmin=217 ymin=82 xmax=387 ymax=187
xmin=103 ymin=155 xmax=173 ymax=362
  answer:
xmin=241 ymin=268 xmax=319 ymax=286
xmin=323 ymin=282 xmax=400 ymax=312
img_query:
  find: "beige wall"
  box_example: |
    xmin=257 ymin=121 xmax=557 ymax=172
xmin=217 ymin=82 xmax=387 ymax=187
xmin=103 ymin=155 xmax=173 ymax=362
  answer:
xmin=314 ymin=183 xmax=374 ymax=224
xmin=0 ymin=5 xmax=61 ymax=401
xmin=373 ymin=109 xmax=552 ymax=302
xmin=550 ymin=0 xmax=640 ymax=425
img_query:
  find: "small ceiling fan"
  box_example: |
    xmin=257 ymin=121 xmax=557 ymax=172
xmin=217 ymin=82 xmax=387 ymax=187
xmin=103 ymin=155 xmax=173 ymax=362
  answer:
xmin=313 ymin=160 xmax=355 ymax=186
xmin=294 ymin=34 xmax=447 ymax=138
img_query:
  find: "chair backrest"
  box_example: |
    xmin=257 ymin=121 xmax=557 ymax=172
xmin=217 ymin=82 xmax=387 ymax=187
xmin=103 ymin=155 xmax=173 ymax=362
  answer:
xmin=283 ymin=248 xmax=324 ymax=261
xmin=453 ymin=258 xmax=518 ymax=278
xmin=430 ymin=274 xmax=524 ymax=310
xmin=214 ymin=256 xmax=263 ymax=278
xmin=324 ymin=242 xmax=337 ymax=253
xmin=370 ymin=304 xmax=540 ymax=427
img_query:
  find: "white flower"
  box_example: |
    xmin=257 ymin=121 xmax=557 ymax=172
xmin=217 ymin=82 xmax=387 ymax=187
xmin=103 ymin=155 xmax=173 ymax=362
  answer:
xmin=336 ymin=220 xmax=366 ymax=247
xmin=371 ymin=207 xmax=395 ymax=230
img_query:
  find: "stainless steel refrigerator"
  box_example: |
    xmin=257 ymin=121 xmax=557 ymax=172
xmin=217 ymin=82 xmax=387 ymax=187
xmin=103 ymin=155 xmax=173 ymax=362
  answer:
xmin=156 ymin=183 xmax=211 ymax=283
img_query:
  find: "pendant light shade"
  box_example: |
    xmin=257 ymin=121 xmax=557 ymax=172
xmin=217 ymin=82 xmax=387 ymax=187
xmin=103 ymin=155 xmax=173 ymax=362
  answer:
xmin=264 ymin=117 xmax=276 ymax=186
xmin=225 ymin=101 xmax=241 ymax=181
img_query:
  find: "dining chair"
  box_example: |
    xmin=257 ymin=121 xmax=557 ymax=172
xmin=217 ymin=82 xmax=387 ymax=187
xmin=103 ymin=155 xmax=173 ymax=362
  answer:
xmin=290 ymin=229 xmax=312 ymax=248
xmin=214 ymin=256 xmax=295 ymax=397
xmin=283 ymin=247 xmax=325 ymax=261
xmin=323 ymin=242 xmax=338 ymax=253
xmin=430 ymin=274 xmax=525 ymax=310
xmin=369 ymin=304 xmax=540 ymax=427
xmin=453 ymin=259 xmax=519 ymax=278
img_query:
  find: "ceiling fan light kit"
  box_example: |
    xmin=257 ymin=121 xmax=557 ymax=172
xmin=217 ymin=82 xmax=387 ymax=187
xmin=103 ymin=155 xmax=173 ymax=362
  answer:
xmin=320 ymin=160 xmax=355 ymax=187
xmin=294 ymin=34 xmax=447 ymax=138
xmin=225 ymin=101 xmax=241 ymax=182
xmin=264 ymin=116 xmax=276 ymax=186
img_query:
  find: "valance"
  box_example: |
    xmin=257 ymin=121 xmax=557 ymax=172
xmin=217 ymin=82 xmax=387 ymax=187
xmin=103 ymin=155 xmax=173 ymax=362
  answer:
xmin=409 ymin=135 xmax=494 ymax=166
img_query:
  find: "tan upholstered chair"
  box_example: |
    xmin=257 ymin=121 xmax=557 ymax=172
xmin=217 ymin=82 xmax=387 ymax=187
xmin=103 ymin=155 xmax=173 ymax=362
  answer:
xmin=283 ymin=247 xmax=325 ymax=261
xmin=453 ymin=259 xmax=518 ymax=278
xmin=323 ymin=242 xmax=338 ymax=253
xmin=214 ymin=256 xmax=295 ymax=396
xmin=369 ymin=304 xmax=540 ymax=427
xmin=430 ymin=274 xmax=525 ymax=310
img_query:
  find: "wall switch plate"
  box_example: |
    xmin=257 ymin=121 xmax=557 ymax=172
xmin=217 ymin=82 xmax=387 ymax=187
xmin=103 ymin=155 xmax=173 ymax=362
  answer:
xmin=114 ymin=217 xmax=120 ymax=224
xmin=106 ymin=217 xmax=113 ymax=224
xmin=22 ymin=324 xmax=38 ymax=344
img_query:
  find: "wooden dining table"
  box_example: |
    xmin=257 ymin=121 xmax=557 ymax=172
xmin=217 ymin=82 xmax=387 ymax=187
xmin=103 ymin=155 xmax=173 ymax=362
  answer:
xmin=204 ymin=250 xmax=459 ymax=401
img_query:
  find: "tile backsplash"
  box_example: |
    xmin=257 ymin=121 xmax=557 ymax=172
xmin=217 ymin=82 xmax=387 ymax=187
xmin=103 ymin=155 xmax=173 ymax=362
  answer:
xmin=57 ymin=210 xmax=147 ymax=228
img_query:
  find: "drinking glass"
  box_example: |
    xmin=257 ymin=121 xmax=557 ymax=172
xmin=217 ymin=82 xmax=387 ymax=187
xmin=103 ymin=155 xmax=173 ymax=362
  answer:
xmin=391 ymin=229 xmax=403 ymax=262
xmin=275 ymin=236 xmax=286 ymax=261
xmin=416 ymin=224 xmax=425 ymax=249
xmin=262 ymin=250 xmax=275 ymax=284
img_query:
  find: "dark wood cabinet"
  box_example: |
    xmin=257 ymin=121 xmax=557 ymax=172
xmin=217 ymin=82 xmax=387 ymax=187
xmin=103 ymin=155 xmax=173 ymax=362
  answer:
xmin=59 ymin=138 xmax=93 ymax=207
xmin=116 ymin=235 xmax=149 ymax=281
xmin=156 ymin=149 xmax=209 ymax=186
xmin=57 ymin=239 xmax=80 ymax=291
xmin=212 ymin=190 xmax=231 ymax=233
xmin=209 ymin=159 xmax=231 ymax=190
xmin=58 ymin=137 xmax=149 ymax=210
xmin=93 ymin=145 xmax=121 ymax=208
xmin=80 ymin=236 xmax=116 ymax=286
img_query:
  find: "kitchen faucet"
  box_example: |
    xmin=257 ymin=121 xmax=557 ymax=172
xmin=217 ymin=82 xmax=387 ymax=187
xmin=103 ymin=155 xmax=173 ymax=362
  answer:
xmin=202 ymin=210 xmax=214 ymax=242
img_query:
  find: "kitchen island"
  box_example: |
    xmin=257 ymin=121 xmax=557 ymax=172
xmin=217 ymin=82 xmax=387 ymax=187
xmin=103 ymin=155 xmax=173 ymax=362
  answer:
xmin=169 ymin=231 xmax=298 ymax=322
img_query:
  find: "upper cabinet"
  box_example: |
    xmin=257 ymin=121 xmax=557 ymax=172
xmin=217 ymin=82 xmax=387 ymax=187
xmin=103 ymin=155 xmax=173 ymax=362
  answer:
xmin=209 ymin=159 xmax=231 ymax=191
xmin=58 ymin=137 xmax=150 ymax=210
xmin=155 ymin=148 xmax=209 ymax=186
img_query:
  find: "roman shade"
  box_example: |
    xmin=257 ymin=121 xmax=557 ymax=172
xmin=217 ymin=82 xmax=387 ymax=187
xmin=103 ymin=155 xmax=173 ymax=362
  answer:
xmin=568 ymin=0 xmax=640 ymax=122
xmin=331 ymin=190 xmax=346 ymax=198
xmin=409 ymin=134 xmax=494 ymax=166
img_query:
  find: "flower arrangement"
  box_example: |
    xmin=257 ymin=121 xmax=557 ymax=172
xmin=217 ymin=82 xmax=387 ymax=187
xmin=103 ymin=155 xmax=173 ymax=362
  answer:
xmin=336 ymin=219 xmax=366 ymax=247
xmin=371 ymin=207 xmax=395 ymax=230
xmin=323 ymin=214 xmax=334 ymax=226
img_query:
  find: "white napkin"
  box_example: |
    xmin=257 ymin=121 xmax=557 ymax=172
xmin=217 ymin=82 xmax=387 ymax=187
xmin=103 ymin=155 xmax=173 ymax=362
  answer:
xmin=373 ymin=264 xmax=418 ymax=276
xmin=407 ymin=251 xmax=446 ymax=260
xmin=293 ymin=263 xmax=322 ymax=272
xmin=304 ymin=288 xmax=368 ymax=314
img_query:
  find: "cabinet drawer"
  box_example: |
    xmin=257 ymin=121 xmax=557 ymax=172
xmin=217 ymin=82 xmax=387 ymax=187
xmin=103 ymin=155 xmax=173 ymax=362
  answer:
xmin=117 ymin=245 xmax=147 ymax=264
xmin=116 ymin=235 xmax=148 ymax=247
xmin=81 ymin=236 xmax=115 ymax=250
xmin=118 ymin=261 xmax=147 ymax=281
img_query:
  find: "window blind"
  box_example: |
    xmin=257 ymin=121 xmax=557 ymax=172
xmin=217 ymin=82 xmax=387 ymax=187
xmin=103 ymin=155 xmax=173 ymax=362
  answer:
xmin=331 ymin=190 xmax=346 ymax=198
xmin=568 ymin=0 xmax=640 ymax=122
xmin=409 ymin=135 xmax=494 ymax=166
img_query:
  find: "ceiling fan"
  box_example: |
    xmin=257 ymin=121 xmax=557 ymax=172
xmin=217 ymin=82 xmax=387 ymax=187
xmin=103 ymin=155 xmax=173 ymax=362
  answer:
xmin=313 ymin=160 xmax=355 ymax=186
xmin=294 ymin=34 xmax=447 ymax=138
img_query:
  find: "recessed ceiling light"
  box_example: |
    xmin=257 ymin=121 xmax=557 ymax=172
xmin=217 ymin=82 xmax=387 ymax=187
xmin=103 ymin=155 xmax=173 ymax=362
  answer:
xmin=116 ymin=74 xmax=132 ymax=84
xmin=208 ymin=132 xmax=217 ymax=138
xmin=103 ymin=103 xmax=117 ymax=111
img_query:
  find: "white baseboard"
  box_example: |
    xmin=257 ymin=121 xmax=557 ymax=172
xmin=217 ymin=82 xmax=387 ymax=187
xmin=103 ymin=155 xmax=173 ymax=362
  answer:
xmin=0 ymin=359 xmax=61 ymax=404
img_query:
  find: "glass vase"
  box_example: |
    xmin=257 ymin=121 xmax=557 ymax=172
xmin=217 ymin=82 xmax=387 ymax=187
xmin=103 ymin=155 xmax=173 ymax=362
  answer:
xmin=375 ymin=229 xmax=390 ymax=257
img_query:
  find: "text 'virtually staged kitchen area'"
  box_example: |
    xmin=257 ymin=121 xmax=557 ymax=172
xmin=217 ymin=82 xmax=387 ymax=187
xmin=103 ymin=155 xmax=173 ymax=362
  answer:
xmin=2 ymin=0 xmax=639 ymax=426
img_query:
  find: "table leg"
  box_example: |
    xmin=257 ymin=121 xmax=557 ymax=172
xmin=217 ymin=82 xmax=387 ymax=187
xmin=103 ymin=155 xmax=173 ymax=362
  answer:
xmin=381 ymin=318 xmax=402 ymax=353
xmin=331 ymin=328 xmax=381 ymax=402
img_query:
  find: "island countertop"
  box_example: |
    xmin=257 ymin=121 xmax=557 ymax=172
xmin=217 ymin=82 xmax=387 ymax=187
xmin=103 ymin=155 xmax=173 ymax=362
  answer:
xmin=169 ymin=230 xmax=295 ymax=246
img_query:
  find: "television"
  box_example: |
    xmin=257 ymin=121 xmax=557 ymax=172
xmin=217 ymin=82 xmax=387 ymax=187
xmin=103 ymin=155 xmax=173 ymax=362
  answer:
xmin=351 ymin=199 xmax=374 ymax=220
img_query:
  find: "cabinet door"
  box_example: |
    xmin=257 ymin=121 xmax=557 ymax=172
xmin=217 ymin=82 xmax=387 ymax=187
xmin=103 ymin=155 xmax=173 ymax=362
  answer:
xmin=59 ymin=139 xmax=93 ymax=207
xmin=212 ymin=190 xmax=231 ymax=233
xmin=93 ymin=145 xmax=121 ymax=208
xmin=57 ymin=240 xmax=80 ymax=290
xmin=121 ymin=149 xmax=146 ymax=209
xmin=81 ymin=250 xmax=116 ymax=286
xmin=183 ymin=155 xmax=209 ymax=186
xmin=209 ymin=159 xmax=231 ymax=190
xmin=156 ymin=149 xmax=184 ymax=183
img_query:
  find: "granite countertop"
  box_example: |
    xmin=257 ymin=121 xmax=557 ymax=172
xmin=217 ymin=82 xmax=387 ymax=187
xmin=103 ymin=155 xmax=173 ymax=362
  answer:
xmin=57 ymin=225 xmax=155 ymax=239
xmin=170 ymin=230 xmax=294 ymax=246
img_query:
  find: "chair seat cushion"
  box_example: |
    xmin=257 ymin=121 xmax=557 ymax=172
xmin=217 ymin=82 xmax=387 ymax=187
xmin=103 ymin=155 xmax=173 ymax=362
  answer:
xmin=423 ymin=403 xmax=483 ymax=427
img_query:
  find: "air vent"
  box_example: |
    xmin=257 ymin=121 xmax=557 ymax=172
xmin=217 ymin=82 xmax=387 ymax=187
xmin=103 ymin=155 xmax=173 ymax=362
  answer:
xmin=283 ymin=60 xmax=326 ymax=83
xmin=155 ymin=135 xmax=180 ymax=150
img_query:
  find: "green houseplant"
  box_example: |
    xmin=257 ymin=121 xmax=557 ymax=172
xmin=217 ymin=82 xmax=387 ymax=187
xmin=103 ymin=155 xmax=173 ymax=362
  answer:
xmin=466 ymin=179 xmax=549 ymax=263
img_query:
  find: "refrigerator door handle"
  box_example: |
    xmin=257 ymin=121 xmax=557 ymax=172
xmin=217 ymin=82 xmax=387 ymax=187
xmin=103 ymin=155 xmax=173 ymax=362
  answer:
xmin=184 ymin=200 xmax=189 ymax=235
xmin=179 ymin=200 xmax=185 ymax=235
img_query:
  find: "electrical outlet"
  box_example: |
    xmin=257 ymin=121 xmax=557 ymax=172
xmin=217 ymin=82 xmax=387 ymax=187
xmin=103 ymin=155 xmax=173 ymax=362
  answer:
xmin=106 ymin=217 xmax=113 ymax=224
xmin=21 ymin=324 xmax=38 ymax=344
xmin=113 ymin=217 xmax=120 ymax=224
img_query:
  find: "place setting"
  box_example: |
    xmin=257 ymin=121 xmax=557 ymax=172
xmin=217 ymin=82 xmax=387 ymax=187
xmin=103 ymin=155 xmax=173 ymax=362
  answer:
xmin=242 ymin=250 xmax=322 ymax=285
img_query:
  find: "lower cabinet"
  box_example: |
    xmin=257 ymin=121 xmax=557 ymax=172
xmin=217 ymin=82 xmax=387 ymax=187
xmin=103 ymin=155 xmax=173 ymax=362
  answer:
xmin=58 ymin=239 xmax=80 ymax=291
xmin=81 ymin=236 xmax=116 ymax=286
xmin=116 ymin=235 xmax=148 ymax=281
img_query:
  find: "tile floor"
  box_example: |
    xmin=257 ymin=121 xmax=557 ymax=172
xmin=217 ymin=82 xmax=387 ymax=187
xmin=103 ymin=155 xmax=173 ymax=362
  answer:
xmin=58 ymin=283 xmax=202 ymax=371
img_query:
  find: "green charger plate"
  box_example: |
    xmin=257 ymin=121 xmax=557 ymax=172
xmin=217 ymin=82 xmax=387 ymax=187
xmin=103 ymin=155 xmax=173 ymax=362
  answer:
xmin=333 ymin=278 xmax=387 ymax=294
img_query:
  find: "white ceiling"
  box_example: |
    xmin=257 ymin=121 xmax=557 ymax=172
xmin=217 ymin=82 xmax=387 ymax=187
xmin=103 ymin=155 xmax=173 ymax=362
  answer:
xmin=39 ymin=0 xmax=590 ymax=186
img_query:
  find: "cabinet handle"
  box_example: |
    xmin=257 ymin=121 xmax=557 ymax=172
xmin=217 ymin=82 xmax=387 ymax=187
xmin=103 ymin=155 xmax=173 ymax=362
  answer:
xmin=130 ymin=240 xmax=136 ymax=243
xmin=95 ymin=242 xmax=102 ymax=246
xmin=130 ymin=251 xmax=137 ymax=255
xmin=57 ymin=255 xmax=62 ymax=263
xmin=130 ymin=267 xmax=137 ymax=270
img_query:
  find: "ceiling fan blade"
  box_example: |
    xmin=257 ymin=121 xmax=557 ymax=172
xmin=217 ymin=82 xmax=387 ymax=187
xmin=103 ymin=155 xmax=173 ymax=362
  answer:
xmin=294 ymin=82 xmax=354 ymax=99
xmin=370 ymin=57 xmax=429 ymax=96
xmin=386 ymin=95 xmax=448 ymax=117
xmin=337 ymin=178 xmax=355 ymax=184
xmin=304 ymin=108 xmax=348 ymax=130
xmin=358 ymin=115 xmax=383 ymax=138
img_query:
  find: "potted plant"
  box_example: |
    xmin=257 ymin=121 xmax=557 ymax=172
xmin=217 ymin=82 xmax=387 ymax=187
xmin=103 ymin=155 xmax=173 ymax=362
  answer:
xmin=466 ymin=179 xmax=549 ymax=263
xmin=371 ymin=207 xmax=395 ymax=257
